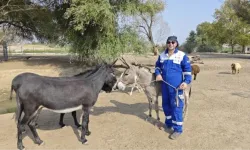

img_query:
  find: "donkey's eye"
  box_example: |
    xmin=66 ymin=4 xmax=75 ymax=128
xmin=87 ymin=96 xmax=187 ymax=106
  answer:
xmin=125 ymin=73 xmax=129 ymax=76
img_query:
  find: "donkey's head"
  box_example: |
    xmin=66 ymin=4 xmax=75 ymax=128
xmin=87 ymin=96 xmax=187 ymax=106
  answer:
xmin=115 ymin=57 xmax=140 ymax=91
xmin=100 ymin=60 xmax=118 ymax=93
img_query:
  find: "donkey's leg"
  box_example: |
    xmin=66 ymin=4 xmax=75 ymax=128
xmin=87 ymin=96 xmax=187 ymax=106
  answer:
xmin=17 ymin=118 xmax=27 ymax=150
xmin=130 ymin=84 xmax=135 ymax=96
xmin=81 ymin=107 xmax=89 ymax=144
xmin=154 ymin=97 xmax=160 ymax=121
xmin=17 ymin=108 xmax=38 ymax=150
xmin=146 ymin=96 xmax=153 ymax=121
xmin=183 ymin=90 xmax=189 ymax=121
xmin=28 ymin=112 xmax=44 ymax=145
xmin=30 ymin=107 xmax=43 ymax=128
xmin=135 ymin=83 xmax=143 ymax=93
xmin=72 ymin=111 xmax=81 ymax=128
xmin=85 ymin=113 xmax=91 ymax=136
xmin=59 ymin=113 xmax=66 ymax=127
xmin=16 ymin=104 xmax=25 ymax=150
xmin=153 ymin=96 xmax=162 ymax=129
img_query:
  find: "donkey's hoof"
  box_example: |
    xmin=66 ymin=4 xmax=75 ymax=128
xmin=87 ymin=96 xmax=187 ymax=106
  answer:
xmin=34 ymin=139 xmax=44 ymax=145
xmin=18 ymin=144 xmax=25 ymax=150
xmin=82 ymin=139 xmax=88 ymax=144
xmin=86 ymin=131 xmax=91 ymax=136
xmin=76 ymin=124 xmax=82 ymax=128
xmin=59 ymin=123 xmax=66 ymax=128
xmin=155 ymin=122 xmax=162 ymax=130
xmin=39 ymin=141 xmax=45 ymax=146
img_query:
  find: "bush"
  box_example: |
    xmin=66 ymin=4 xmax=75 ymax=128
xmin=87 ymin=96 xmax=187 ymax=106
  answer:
xmin=197 ymin=44 xmax=218 ymax=52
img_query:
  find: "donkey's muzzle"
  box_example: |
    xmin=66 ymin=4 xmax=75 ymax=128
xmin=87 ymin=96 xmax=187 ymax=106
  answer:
xmin=117 ymin=82 xmax=126 ymax=91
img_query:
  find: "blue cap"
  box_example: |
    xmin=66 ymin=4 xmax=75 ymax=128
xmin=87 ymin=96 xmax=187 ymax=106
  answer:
xmin=166 ymin=36 xmax=179 ymax=47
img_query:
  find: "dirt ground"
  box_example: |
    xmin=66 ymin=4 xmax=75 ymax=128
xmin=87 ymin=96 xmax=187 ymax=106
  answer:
xmin=0 ymin=53 xmax=250 ymax=150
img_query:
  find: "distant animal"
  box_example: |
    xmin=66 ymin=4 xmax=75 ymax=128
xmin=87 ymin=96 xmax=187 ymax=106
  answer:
xmin=231 ymin=63 xmax=242 ymax=74
xmin=191 ymin=64 xmax=200 ymax=80
xmin=25 ymin=56 xmax=32 ymax=60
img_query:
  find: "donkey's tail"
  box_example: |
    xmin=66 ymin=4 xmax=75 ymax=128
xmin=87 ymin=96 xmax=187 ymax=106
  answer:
xmin=14 ymin=94 xmax=23 ymax=123
xmin=189 ymin=87 xmax=192 ymax=98
xmin=9 ymin=85 xmax=14 ymax=101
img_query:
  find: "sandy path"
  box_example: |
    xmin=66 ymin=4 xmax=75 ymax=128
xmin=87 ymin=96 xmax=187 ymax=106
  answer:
xmin=0 ymin=54 xmax=250 ymax=149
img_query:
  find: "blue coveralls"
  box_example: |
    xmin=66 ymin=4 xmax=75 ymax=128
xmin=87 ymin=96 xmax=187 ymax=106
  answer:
xmin=155 ymin=48 xmax=192 ymax=133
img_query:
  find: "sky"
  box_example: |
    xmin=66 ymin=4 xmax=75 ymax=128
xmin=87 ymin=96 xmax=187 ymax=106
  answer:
xmin=162 ymin=0 xmax=224 ymax=44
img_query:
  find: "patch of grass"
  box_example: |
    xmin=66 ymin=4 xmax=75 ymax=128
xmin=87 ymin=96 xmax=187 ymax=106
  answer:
xmin=23 ymin=49 xmax=68 ymax=53
xmin=0 ymin=89 xmax=17 ymax=114
xmin=0 ymin=100 xmax=16 ymax=114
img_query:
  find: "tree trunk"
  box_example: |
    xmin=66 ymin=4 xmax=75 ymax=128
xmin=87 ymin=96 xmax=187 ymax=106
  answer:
xmin=2 ymin=41 xmax=8 ymax=61
xmin=231 ymin=45 xmax=234 ymax=54
xmin=153 ymin=46 xmax=159 ymax=56
xmin=242 ymin=45 xmax=245 ymax=54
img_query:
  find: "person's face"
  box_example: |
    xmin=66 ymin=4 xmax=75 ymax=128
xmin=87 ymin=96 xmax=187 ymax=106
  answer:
xmin=167 ymin=41 xmax=177 ymax=50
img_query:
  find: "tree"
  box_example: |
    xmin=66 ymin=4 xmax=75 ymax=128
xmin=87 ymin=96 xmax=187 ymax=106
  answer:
xmin=236 ymin=26 xmax=250 ymax=53
xmin=131 ymin=0 xmax=167 ymax=55
xmin=0 ymin=0 xmax=168 ymax=59
xmin=0 ymin=0 xmax=59 ymax=41
xmin=214 ymin=0 xmax=250 ymax=54
xmin=231 ymin=0 xmax=250 ymax=24
xmin=196 ymin=22 xmax=214 ymax=45
xmin=183 ymin=30 xmax=197 ymax=54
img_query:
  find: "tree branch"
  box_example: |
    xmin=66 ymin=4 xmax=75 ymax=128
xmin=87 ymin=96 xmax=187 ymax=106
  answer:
xmin=0 ymin=21 xmax=33 ymax=33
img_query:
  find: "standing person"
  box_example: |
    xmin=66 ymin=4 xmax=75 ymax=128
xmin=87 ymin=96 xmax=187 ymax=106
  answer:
xmin=155 ymin=36 xmax=192 ymax=140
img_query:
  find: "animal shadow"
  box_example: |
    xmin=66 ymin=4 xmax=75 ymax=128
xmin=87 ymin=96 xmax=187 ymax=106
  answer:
xmin=91 ymin=100 xmax=169 ymax=133
xmin=35 ymin=109 xmax=81 ymax=130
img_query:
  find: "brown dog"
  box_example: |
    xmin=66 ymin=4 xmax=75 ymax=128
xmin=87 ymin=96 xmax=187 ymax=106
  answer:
xmin=191 ymin=64 xmax=200 ymax=80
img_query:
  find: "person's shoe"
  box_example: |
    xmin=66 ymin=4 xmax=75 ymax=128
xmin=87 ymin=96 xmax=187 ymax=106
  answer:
xmin=169 ymin=132 xmax=182 ymax=140
xmin=164 ymin=126 xmax=174 ymax=133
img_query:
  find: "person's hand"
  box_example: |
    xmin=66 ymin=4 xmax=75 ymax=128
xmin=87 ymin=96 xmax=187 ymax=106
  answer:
xmin=179 ymin=82 xmax=187 ymax=89
xmin=156 ymin=75 xmax=163 ymax=81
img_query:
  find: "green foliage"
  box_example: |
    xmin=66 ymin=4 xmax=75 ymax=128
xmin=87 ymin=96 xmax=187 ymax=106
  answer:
xmin=195 ymin=0 xmax=250 ymax=54
xmin=182 ymin=30 xmax=197 ymax=54
xmin=213 ymin=0 xmax=250 ymax=54
xmin=197 ymin=44 xmax=219 ymax=52
xmin=0 ymin=0 xmax=165 ymax=60
xmin=231 ymin=0 xmax=250 ymax=24
xmin=96 ymin=27 xmax=150 ymax=60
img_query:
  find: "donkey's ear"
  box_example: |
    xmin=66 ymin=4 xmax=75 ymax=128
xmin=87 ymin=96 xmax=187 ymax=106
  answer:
xmin=119 ymin=57 xmax=130 ymax=68
xmin=111 ymin=58 xmax=118 ymax=66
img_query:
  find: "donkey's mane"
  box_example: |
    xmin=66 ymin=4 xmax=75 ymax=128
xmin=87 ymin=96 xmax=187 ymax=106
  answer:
xmin=73 ymin=64 xmax=104 ymax=77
